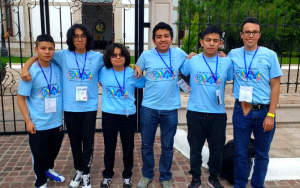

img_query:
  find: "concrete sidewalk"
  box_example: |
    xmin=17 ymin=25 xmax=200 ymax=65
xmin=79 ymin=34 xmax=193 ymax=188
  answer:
xmin=0 ymin=133 xmax=299 ymax=188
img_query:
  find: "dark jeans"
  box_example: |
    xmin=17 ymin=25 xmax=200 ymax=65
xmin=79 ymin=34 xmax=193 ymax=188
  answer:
xmin=187 ymin=111 xmax=227 ymax=180
xmin=29 ymin=125 xmax=64 ymax=187
xmin=140 ymin=105 xmax=178 ymax=181
xmin=233 ymin=102 xmax=275 ymax=188
xmin=102 ymin=112 xmax=136 ymax=179
xmin=64 ymin=111 xmax=97 ymax=175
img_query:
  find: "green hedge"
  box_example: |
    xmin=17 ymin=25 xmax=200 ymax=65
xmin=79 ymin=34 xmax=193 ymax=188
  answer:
xmin=280 ymin=52 xmax=300 ymax=58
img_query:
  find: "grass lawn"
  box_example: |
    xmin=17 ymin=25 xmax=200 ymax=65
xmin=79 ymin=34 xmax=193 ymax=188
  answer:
xmin=1 ymin=56 xmax=298 ymax=64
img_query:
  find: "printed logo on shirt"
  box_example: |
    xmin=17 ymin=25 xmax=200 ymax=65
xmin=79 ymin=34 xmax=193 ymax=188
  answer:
xmin=150 ymin=68 xmax=175 ymax=81
xmin=39 ymin=84 xmax=61 ymax=98
xmin=194 ymin=73 xmax=221 ymax=85
xmin=67 ymin=68 xmax=92 ymax=82
xmin=105 ymin=86 xmax=127 ymax=99
xmin=235 ymin=68 xmax=261 ymax=81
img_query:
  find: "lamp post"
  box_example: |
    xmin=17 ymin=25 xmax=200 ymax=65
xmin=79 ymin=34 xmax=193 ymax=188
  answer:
xmin=0 ymin=0 xmax=8 ymax=57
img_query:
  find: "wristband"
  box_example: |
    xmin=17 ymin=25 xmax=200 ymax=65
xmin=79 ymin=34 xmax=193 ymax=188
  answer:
xmin=267 ymin=112 xmax=275 ymax=117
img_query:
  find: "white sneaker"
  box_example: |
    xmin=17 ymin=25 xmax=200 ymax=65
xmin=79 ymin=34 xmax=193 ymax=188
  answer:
xmin=46 ymin=169 xmax=65 ymax=182
xmin=69 ymin=170 xmax=83 ymax=188
xmin=36 ymin=183 xmax=47 ymax=188
xmin=82 ymin=174 xmax=92 ymax=188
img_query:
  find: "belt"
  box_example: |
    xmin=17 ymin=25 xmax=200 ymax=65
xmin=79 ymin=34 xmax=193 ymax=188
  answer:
xmin=235 ymin=99 xmax=270 ymax=111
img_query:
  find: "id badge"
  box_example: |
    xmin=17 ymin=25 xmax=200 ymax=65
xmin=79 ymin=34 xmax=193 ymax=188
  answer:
xmin=45 ymin=98 xmax=56 ymax=113
xmin=216 ymin=89 xmax=222 ymax=105
xmin=126 ymin=108 xmax=129 ymax=117
xmin=76 ymin=86 xmax=88 ymax=101
xmin=177 ymin=79 xmax=192 ymax=93
xmin=239 ymin=86 xmax=253 ymax=103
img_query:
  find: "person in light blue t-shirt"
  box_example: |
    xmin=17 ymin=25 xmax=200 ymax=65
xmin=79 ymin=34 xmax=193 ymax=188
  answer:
xmin=228 ymin=17 xmax=283 ymax=188
xmin=135 ymin=22 xmax=187 ymax=188
xmin=17 ymin=34 xmax=65 ymax=188
xmin=180 ymin=26 xmax=233 ymax=188
xmin=98 ymin=43 xmax=145 ymax=188
xmin=21 ymin=24 xmax=104 ymax=188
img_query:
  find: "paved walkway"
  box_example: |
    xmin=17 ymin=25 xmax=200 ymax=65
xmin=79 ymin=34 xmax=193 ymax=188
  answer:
xmin=0 ymin=133 xmax=300 ymax=188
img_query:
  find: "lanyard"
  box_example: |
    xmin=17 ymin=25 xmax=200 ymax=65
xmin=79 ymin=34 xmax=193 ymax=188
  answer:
xmin=156 ymin=48 xmax=174 ymax=76
xmin=244 ymin=46 xmax=258 ymax=80
xmin=37 ymin=59 xmax=52 ymax=96
xmin=112 ymin=67 xmax=126 ymax=94
xmin=74 ymin=51 xmax=87 ymax=81
xmin=202 ymin=54 xmax=218 ymax=83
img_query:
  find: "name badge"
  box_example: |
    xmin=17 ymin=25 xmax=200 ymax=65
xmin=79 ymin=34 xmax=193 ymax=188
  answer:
xmin=177 ymin=79 xmax=192 ymax=93
xmin=76 ymin=86 xmax=88 ymax=101
xmin=239 ymin=86 xmax=253 ymax=103
xmin=216 ymin=89 xmax=222 ymax=105
xmin=45 ymin=98 xmax=56 ymax=113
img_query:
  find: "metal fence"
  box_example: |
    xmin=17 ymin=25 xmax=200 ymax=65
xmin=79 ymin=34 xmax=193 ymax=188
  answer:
xmin=0 ymin=0 xmax=148 ymax=135
xmin=175 ymin=8 xmax=300 ymax=93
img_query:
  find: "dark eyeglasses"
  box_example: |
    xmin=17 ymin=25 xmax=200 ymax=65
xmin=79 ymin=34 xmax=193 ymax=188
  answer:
xmin=73 ymin=35 xmax=87 ymax=40
xmin=241 ymin=31 xmax=260 ymax=36
xmin=111 ymin=54 xmax=125 ymax=58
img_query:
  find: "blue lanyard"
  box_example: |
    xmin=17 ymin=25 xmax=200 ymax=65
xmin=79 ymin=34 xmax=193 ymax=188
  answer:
xmin=112 ymin=67 xmax=126 ymax=94
xmin=202 ymin=54 xmax=218 ymax=83
xmin=37 ymin=59 xmax=52 ymax=96
xmin=74 ymin=51 xmax=87 ymax=81
xmin=156 ymin=48 xmax=174 ymax=76
xmin=244 ymin=46 xmax=259 ymax=80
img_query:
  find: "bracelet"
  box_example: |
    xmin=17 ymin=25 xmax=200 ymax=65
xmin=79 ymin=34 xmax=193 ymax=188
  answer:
xmin=267 ymin=112 xmax=275 ymax=117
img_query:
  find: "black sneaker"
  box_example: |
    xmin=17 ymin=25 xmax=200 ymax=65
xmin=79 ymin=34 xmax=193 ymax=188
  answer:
xmin=207 ymin=178 xmax=224 ymax=188
xmin=188 ymin=179 xmax=201 ymax=188
xmin=100 ymin=178 xmax=113 ymax=188
xmin=123 ymin=178 xmax=132 ymax=188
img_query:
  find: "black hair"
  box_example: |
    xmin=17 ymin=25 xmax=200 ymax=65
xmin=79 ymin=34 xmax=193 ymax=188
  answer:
xmin=241 ymin=17 xmax=261 ymax=31
xmin=152 ymin=22 xmax=173 ymax=40
xmin=66 ymin=24 xmax=94 ymax=51
xmin=103 ymin=43 xmax=131 ymax=69
xmin=36 ymin=34 xmax=55 ymax=47
xmin=201 ymin=25 xmax=223 ymax=40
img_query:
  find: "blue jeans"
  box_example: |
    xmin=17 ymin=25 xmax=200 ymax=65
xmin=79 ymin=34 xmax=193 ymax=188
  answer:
xmin=233 ymin=102 xmax=275 ymax=188
xmin=140 ymin=105 xmax=178 ymax=181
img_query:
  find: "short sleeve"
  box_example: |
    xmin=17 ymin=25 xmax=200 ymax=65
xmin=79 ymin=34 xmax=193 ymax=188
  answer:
xmin=52 ymin=50 xmax=64 ymax=68
xmin=96 ymin=52 xmax=104 ymax=68
xmin=269 ymin=52 xmax=283 ymax=79
xmin=136 ymin=53 xmax=146 ymax=71
xmin=180 ymin=59 xmax=190 ymax=76
xmin=134 ymin=76 xmax=145 ymax=88
xmin=99 ymin=67 xmax=104 ymax=82
xmin=18 ymin=76 xmax=33 ymax=97
xmin=227 ymin=59 xmax=234 ymax=81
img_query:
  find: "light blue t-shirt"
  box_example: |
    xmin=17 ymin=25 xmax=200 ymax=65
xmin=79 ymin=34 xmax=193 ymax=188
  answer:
xmin=18 ymin=63 xmax=63 ymax=130
xmin=180 ymin=54 xmax=233 ymax=113
xmin=136 ymin=48 xmax=187 ymax=110
xmin=228 ymin=46 xmax=283 ymax=104
xmin=99 ymin=66 xmax=145 ymax=115
xmin=53 ymin=49 xmax=104 ymax=112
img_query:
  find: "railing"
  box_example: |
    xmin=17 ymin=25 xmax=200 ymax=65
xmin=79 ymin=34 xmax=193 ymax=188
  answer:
xmin=174 ymin=8 xmax=300 ymax=93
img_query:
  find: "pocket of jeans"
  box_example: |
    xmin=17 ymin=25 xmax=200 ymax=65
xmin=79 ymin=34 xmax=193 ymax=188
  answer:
xmin=234 ymin=103 xmax=243 ymax=112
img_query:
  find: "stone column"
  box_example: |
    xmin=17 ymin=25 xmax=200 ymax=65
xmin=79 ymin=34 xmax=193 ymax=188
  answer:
xmin=114 ymin=0 xmax=123 ymax=44
xmin=148 ymin=0 xmax=173 ymax=49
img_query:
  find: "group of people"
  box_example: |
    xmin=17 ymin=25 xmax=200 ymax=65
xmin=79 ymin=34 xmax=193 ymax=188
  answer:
xmin=17 ymin=17 xmax=282 ymax=188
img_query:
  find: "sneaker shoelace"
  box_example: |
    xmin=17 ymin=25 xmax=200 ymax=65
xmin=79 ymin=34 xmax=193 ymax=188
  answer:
xmin=103 ymin=178 xmax=112 ymax=184
xmin=73 ymin=171 xmax=82 ymax=181
xmin=82 ymin=175 xmax=90 ymax=185
xmin=124 ymin=179 xmax=131 ymax=185
xmin=163 ymin=181 xmax=172 ymax=187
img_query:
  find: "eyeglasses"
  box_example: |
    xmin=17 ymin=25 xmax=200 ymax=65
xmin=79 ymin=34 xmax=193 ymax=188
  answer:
xmin=73 ymin=35 xmax=87 ymax=40
xmin=241 ymin=31 xmax=260 ymax=36
xmin=111 ymin=54 xmax=125 ymax=58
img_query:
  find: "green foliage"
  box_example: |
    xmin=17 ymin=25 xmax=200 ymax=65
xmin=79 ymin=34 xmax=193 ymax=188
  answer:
xmin=0 ymin=58 xmax=6 ymax=70
xmin=180 ymin=13 xmax=201 ymax=54
xmin=177 ymin=0 xmax=300 ymax=54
